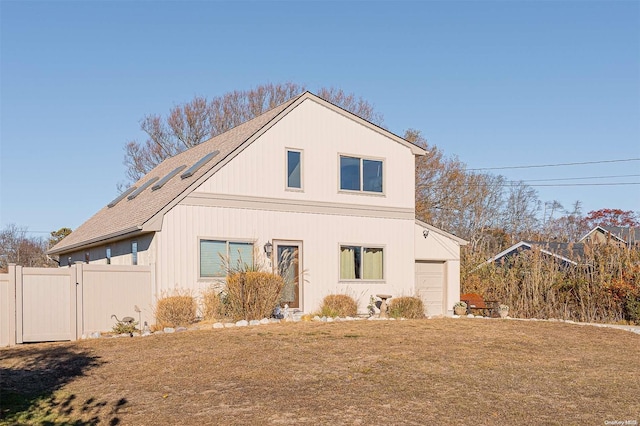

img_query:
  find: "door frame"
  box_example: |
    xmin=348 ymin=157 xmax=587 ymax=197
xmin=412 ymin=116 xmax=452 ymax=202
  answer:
xmin=272 ymin=240 xmax=303 ymax=309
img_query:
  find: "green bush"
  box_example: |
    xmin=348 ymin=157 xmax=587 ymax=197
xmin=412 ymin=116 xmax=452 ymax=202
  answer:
xmin=111 ymin=320 xmax=139 ymax=335
xmin=155 ymin=290 xmax=197 ymax=327
xmin=388 ymin=296 xmax=425 ymax=319
xmin=318 ymin=294 xmax=358 ymax=318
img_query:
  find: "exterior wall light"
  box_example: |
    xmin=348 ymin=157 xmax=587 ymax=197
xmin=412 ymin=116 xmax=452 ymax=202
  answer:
xmin=264 ymin=241 xmax=273 ymax=257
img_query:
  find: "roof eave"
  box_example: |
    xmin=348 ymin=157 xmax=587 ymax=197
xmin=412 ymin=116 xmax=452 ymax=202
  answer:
xmin=47 ymin=226 xmax=145 ymax=255
xmin=415 ymin=219 xmax=468 ymax=245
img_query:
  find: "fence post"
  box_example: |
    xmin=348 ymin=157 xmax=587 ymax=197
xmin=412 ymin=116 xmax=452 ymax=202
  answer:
xmin=14 ymin=265 xmax=23 ymax=344
xmin=75 ymin=262 xmax=84 ymax=339
xmin=8 ymin=264 xmax=17 ymax=346
xmin=69 ymin=265 xmax=78 ymax=341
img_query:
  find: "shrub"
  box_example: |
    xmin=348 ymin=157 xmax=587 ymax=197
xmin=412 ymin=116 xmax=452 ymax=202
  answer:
xmin=389 ymin=296 xmax=425 ymax=319
xmin=202 ymin=286 xmax=228 ymax=320
xmin=111 ymin=320 xmax=139 ymax=335
xmin=225 ymin=271 xmax=285 ymax=320
xmin=155 ymin=289 xmax=197 ymax=328
xmin=319 ymin=294 xmax=358 ymax=318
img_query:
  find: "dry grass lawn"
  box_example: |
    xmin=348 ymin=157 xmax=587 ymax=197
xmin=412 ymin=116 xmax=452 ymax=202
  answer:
xmin=1 ymin=318 xmax=639 ymax=425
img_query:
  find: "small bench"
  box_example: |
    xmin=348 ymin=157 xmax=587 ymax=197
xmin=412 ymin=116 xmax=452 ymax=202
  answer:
xmin=460 ymin=293 xmax=499 ymax=317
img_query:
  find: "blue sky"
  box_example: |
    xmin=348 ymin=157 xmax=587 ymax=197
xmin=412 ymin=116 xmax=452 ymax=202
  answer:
xmin=1 ymin=0 xmax=639 ymax=237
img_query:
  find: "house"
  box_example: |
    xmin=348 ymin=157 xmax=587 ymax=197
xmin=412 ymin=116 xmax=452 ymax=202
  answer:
xmin=485 ymin=241 xmax=584 ymax=267
xmin=49 ymin=92 xmax=467 ymax=316
xmin=579 ymin=226 xmax=638 ymax=248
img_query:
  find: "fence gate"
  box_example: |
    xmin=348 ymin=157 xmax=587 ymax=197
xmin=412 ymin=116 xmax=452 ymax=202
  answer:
xmin=18 ymin=267 xmax=75 ymax=343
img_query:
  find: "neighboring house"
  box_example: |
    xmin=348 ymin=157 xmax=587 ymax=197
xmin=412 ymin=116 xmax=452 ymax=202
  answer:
xmin=579 ymin=226 xmax=638 ymax=248
xmin=485 ymin=241 xmax=585 ymax=267
xmin=49 ymin=92 xmax=467 ymax=316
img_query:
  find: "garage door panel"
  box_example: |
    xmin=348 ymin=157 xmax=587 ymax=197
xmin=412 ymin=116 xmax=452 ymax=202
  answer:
xmin=415 ymin=261 xmax=445 ymax=316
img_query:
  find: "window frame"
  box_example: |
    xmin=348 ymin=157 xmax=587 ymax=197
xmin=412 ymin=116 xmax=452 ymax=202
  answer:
xmin=199 ymin=238 xmax=255 ymax=279
xmin=338 ymin=243 xmax=385 ymax=281
xmin=338 ymin=154 xmax=385 ymax=195
xmin=285 ymin=148 xmax=304 ymax=191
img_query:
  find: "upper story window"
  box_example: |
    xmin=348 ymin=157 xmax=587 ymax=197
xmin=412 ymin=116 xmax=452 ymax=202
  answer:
xmin=286 ymin=149 xmax=303 ymax=190
xmin=339 ymin=155 xmax=383 ymax=193
xmin=106 ymin=247 xmax=111 ymax=265
xmin=200 ymin=239 xmax=254 ymax=278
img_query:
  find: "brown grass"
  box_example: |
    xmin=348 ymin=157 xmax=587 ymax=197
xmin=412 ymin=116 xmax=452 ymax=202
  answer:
xmin=1 ymin=319 xmax=639 ymax=425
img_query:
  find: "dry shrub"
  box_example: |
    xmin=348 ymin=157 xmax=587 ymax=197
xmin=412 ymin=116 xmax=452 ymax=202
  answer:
xmin=155 ymin=289 xmax=197 ymax=328
xmin=389 ymin=296 xmax=425 ymax=319
xmin=319 ymin=294 xmax=358 ymax=318
xmin=225 ymin=271 xmax=284 ymax=320
xmin=201 ymin=287 xmax=227 ymax=320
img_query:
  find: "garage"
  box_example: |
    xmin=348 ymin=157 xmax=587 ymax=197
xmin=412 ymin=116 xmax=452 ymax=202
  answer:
xmin=415 ymin=260 xmax=446 ymax=316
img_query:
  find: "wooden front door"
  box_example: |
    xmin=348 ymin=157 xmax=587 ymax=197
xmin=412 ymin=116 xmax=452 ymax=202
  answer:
xmin=274 ymin=241 xmax=302 ymax=309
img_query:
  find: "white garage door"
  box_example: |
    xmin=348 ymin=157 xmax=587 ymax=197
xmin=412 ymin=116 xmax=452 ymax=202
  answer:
xmin=415 ymin=261 xmax=445 ymax=316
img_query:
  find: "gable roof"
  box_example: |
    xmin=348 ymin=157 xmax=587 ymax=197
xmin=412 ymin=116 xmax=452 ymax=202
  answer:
xmin=50 ymin=92 xmax=426 ymax=255
xmin=579 ymin=225 xmax=637 ymax=245
xmin=486 ymin=241 xmax=583 ymax=266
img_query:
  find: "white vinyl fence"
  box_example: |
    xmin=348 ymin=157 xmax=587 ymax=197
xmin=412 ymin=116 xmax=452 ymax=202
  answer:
xmin=1 ymin=263 xmax=153 ymax=346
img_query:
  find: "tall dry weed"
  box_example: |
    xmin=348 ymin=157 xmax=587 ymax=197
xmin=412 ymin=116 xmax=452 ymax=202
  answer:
xmin=462 ymin=243 xmax=640 ymax=324
xmin=225 ymin=272 xmax=284 ymax=320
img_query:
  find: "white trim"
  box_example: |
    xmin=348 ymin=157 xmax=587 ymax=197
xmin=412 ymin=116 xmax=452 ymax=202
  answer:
xmin=183 ymin=192 xmax=415 ymax=219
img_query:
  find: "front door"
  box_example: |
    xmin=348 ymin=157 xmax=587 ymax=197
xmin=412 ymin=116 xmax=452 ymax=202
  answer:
xmin=274 ymin=241 xmax=302 ymax=309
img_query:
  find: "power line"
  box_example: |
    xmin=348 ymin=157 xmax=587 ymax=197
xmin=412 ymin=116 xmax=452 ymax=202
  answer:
xmin=467 ymin=158 xmax=640 ymax=171
xmin=521 ymin=174 xmax=640 ymax=183
xmin=524 ymin=182 xmax=640 ymax=187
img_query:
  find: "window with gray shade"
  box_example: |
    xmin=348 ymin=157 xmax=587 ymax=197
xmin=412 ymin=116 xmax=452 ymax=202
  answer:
xmin=340 ymin=155 xmax=383 ymax=193
xmin=200 ymin=240 xmax=254 ymax=278
xmin=287 ymin=149 xmax=302 ymax=189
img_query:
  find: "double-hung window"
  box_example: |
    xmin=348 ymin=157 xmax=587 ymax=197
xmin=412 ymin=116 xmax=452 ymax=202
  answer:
xmin=339 ymin=155 xmax=383 ymax=193
xmin=200 ymin=239 xmax=254 ymax=278
xmin=286 ymin=149 xmax=303 ymax=190
xmin=340 ymin=245 xmax=384 ymax=280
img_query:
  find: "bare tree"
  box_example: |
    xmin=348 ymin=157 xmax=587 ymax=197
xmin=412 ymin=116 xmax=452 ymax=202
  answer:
xmin=408 ymin=129 xmax=504 ymax=245
xmin=502 ymin=181 xmax=541 ymax=243
xmin=0 ymin=224 xmax=54 ymax=271
xmin=124 ymin=83 xmax=384 ymax=183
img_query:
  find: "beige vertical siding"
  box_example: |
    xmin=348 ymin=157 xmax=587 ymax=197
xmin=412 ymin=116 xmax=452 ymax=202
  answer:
xmin=81 ymin=264 xmax=153 ymax=334
xmin=157 ymin=204 xmax=416 ymax=314
xmin=196 ymin=99 xmax=415 ymax=209
xmin=21 ymin=268 xmax=73 ymax=342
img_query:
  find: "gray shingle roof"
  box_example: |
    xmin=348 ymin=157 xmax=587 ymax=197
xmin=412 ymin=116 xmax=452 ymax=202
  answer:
xmin=49 ymin=93 xmax=302 ymax=254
